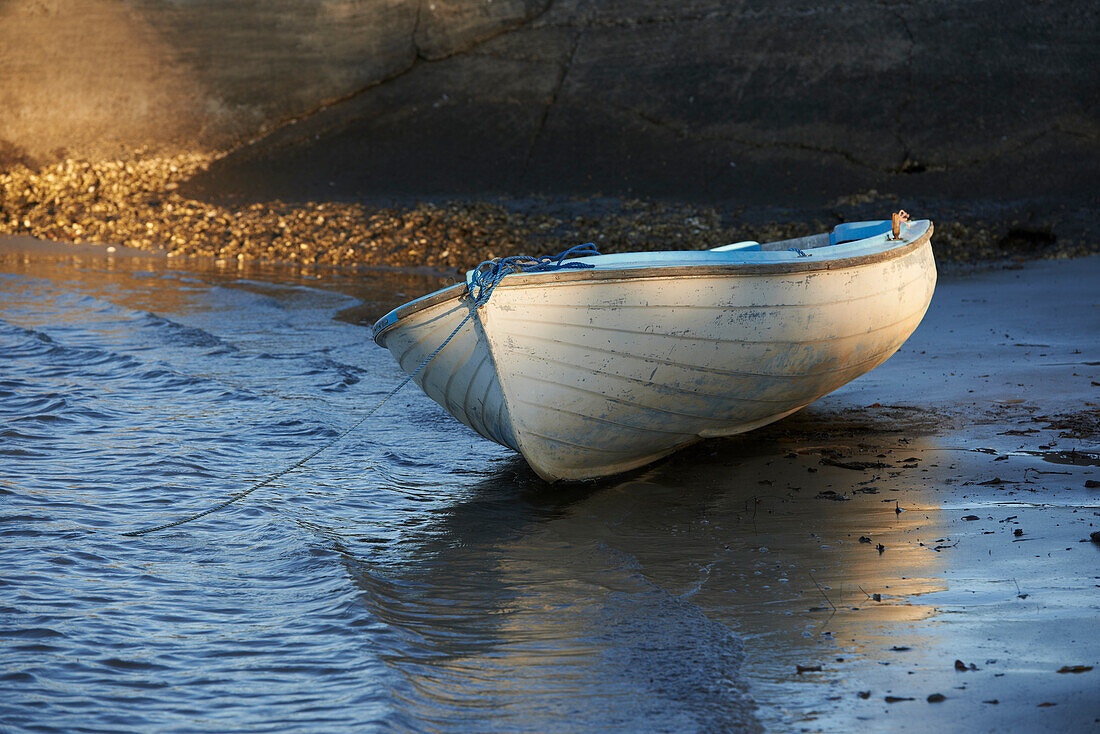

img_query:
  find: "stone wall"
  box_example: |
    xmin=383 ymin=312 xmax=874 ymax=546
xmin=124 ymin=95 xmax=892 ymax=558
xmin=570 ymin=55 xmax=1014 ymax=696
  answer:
xmin=1 ymin=0 xmax=1096 ymax=211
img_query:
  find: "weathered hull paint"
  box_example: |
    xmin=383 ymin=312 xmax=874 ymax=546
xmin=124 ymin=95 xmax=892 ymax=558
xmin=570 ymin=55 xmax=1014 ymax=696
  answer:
xmin=375 ymin=222 xmax=936 ymax=481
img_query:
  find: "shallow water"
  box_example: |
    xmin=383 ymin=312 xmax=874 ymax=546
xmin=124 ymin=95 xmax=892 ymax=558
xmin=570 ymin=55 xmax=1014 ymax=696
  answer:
xmin=0 ymin=255 xmax=761 ymax=732
xmin=4 ymin=252 xmax=1098 ymax=733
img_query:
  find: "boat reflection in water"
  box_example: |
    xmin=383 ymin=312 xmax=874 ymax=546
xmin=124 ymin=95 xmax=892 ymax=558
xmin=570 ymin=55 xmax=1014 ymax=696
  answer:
xmin=337 ymin=414 xmax=947 ymax=731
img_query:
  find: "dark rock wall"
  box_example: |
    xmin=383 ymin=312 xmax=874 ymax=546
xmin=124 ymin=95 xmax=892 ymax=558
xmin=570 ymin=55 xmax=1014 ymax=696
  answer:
xmin=1 ymin=0 xmax=1096 ymax=209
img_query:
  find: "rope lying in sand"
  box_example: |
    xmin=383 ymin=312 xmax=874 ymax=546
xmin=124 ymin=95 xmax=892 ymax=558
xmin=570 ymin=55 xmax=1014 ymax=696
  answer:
xmin=122 ymin=244 xmax=599 ymax=537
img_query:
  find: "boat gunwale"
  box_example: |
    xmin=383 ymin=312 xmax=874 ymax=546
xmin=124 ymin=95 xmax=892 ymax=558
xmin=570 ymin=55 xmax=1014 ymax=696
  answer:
xmin=372 ymin=223 xmax=933 ymax=344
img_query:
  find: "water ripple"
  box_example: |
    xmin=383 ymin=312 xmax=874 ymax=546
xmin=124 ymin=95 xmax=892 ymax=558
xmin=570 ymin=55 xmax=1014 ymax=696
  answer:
xmin=0 ymin=258 xmax=757 ymax=733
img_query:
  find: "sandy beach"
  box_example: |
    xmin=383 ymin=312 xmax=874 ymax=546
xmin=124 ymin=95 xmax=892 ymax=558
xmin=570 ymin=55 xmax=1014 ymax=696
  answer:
xmin=642 ymin=255 xmax=1100 ymax=730
xmin=2 ymin=232 xmax=1096 ymax=731
xmin=339 ymin=249 xmax=1095 ymax=730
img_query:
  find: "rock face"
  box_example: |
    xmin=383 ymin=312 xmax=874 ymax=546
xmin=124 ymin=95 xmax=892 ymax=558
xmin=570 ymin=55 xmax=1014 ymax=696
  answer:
xmin=2 ymin=0 xmax=1097 ymax=213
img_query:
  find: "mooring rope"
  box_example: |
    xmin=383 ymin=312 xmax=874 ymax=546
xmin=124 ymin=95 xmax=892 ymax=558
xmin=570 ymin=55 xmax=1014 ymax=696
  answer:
xmin=122 ymin=243 xmax=599 ymax=537
xmin=467 ymin=243 xmax=600 ymax=302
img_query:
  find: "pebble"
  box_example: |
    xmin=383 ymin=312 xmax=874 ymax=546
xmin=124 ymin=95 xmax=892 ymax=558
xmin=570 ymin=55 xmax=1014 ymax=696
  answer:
xmin=2 ymin=152 xmax=1091 ymax=268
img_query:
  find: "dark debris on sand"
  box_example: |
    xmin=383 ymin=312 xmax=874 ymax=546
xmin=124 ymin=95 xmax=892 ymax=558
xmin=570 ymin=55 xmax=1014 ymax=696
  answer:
xmin=1037 ymin=409 xmax=1100 ymax=440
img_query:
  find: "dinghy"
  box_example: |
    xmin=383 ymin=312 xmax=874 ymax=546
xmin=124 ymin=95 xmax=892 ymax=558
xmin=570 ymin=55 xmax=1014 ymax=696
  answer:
xmin=373 ymin=215 xmax=936 ymax=481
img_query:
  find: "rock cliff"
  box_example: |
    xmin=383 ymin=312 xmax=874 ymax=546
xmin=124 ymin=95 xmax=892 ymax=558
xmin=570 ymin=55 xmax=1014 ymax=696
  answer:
xmin=2 ymin=0 xmax=1096 ymax=221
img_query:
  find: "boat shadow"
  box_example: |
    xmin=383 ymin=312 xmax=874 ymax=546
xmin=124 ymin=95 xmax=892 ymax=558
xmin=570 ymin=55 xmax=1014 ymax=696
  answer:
xmin=335 ymin=402 xmax=951 ymax=727
xmin=349 ymin=398 xmax=944 ymax=571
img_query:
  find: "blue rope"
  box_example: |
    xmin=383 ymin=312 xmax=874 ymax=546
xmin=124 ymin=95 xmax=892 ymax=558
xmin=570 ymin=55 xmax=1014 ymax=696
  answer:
xmin=122 ymin=243 xmax=600 ymax=536
xmin=468 ymin=242 xmax=599 ymax=304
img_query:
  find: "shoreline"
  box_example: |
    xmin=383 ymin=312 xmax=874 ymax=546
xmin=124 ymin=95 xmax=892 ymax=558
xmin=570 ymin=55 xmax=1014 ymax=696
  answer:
xmin=0 ymin=223 xmax=1091 ymax=285
xmin=2 ymin=241 xmax=1096 ymax=731
xmin=0 ymin=232 xmax=459 ymax=280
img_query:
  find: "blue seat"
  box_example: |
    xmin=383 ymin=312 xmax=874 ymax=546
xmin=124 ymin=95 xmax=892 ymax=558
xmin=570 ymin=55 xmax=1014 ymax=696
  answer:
xmin=830 ymin=220 xmax=892 ymax=246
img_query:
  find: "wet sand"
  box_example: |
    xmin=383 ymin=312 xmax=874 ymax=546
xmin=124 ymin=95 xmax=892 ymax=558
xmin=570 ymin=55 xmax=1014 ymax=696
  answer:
xmin=351 ymin=252 xmax=1098 ymax=730
xmin=418 ymin=254 xmax=1098 ymax=731
xmin=2 ymin=232 xmax=1096 ymax=730
xmin=666 ymin=255 xmax=1099 ymax=730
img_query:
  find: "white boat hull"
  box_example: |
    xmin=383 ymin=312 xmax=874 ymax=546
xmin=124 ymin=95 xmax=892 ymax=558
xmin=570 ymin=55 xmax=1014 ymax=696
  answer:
xmin=375 ymin=222 xmax=936 ymax=481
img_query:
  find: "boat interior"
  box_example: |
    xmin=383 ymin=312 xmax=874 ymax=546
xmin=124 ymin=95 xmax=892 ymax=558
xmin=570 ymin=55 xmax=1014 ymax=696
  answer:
xmin=374 ymin=218 xmax=931 ymax=341
xmin=712 ymin=219 xmax=894 ymax=253
xmin=469 ymin=218 xmax=931 ymax=278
